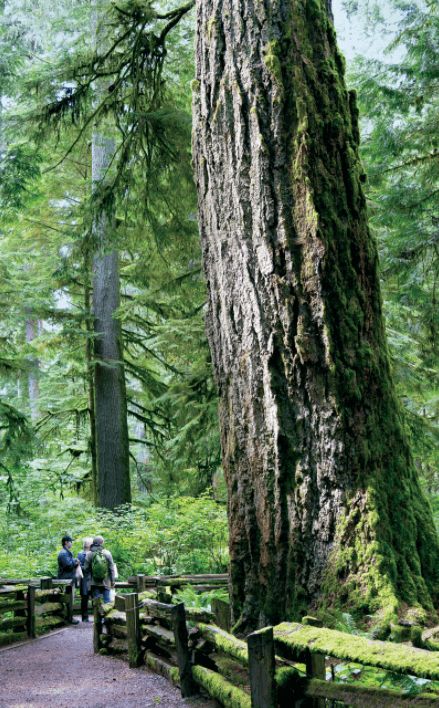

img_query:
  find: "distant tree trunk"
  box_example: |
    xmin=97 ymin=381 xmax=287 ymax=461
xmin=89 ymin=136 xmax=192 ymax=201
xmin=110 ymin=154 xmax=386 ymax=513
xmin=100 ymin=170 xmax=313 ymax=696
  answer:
xmin=25 ymin=317 xmax=40 ymax=421
xmin=135 ymin=422 xmax=152 ymax=493
xmin=91 ymin=129 xmax=131 ymax=508
xmin=91 ymin=5 xmax=130 ymax=508
xmin=193 ymin=0 xmax=439 ymax=632
xmin=84 ymin=266 xmax=98 ymax=503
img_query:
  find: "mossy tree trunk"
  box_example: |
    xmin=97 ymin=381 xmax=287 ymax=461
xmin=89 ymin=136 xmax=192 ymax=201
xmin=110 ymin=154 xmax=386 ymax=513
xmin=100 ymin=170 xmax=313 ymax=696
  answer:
xmin=193 ymin=0 xmax=439 ymax=633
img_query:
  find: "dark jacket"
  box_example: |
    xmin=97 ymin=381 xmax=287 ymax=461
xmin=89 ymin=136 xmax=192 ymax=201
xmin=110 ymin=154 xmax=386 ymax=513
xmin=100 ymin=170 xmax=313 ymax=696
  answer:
xmin=57 ymin=547 xmax=77 ymax=579
xmin=83 ymin=543 xmax=115 ymax=590
xmin=77 ymin=550 xmax=90 ymax=595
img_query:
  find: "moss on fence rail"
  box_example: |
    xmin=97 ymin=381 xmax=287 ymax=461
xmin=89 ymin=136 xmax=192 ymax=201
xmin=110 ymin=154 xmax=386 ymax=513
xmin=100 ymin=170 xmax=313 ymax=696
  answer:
xmin=274 ymin=622 xmax=439 ymax=679
xmin=192 ymin=665 xmax=251 ymax=708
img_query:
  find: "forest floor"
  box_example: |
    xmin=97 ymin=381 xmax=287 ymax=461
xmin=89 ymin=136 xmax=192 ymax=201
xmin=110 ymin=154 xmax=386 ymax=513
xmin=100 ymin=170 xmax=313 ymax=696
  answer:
xmin=0 ymin=620 xmax=215 ymax=707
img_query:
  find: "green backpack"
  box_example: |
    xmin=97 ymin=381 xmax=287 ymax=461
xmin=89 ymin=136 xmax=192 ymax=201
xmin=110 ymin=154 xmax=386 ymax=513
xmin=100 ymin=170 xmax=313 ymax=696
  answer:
xmin=91 ymin=549 xmax=108 ymax=583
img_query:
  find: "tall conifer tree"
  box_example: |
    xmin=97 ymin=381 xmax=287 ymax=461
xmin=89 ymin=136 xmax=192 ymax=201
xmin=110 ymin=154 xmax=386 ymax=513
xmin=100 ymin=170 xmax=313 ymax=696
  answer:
xmin=193 ymin=0 xmax=439 ymax=631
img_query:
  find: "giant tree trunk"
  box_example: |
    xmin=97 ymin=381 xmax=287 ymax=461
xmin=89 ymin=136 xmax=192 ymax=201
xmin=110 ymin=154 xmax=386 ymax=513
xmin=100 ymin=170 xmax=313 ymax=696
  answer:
xmin=193 ymin=0 xmax=439 ymax=633
xmin=92 ymin=131 xmax=131 ymax=509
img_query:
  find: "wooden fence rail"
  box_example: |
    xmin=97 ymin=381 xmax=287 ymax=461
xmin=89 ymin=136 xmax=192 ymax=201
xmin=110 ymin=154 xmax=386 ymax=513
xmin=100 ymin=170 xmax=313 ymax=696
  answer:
xmin=0 ymin=577 xmax=74 ymax=647
xmin=5 ymin=572 xmax=439 ymax=706
xmin=94 ymin=589 xmax=439 ymax=707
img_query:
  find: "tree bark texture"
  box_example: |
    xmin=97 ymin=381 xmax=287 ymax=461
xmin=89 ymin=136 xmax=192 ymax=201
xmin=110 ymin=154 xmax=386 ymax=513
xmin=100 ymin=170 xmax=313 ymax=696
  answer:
xmin=92 ymin=130 xmax=131 ymax=508
xmin=193 ymin=0 xmax=439 ymax=632
xmin=84 ymin=270 xmax=98 ymax=503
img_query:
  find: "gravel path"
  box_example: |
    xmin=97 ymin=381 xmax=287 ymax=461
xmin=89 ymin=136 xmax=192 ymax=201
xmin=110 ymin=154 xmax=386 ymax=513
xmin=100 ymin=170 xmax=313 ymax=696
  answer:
xmin=0 ymin=622 xmax=214 ymax=708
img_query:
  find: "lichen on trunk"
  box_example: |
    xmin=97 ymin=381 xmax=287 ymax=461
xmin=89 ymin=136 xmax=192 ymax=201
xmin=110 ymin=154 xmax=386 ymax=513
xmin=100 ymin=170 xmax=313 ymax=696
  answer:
xmin=193 ymin=0 xmax=439 ymax=633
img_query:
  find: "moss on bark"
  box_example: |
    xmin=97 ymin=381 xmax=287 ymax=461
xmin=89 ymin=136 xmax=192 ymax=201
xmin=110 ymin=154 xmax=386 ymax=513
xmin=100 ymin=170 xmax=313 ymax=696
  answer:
xmin=194 ymin=0 xmax=439 ymax=632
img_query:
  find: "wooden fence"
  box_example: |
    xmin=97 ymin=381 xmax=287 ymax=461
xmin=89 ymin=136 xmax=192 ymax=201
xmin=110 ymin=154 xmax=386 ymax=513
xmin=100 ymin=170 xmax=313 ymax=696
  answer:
xmin=0 ymin=577 xmax=74 ymax=647
xmin=94 ymin=584 xmax=439 ymax=707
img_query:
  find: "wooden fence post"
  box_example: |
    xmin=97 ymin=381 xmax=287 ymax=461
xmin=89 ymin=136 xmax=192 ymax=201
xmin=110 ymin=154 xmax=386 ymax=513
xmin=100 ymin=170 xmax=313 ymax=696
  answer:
xmin=27 ymin=585 xmax=36 ymax=639
xmin=302 ymin=618 xmax=325 ymax=708
xmin=65 ymin=582 xmax=74 ymax=623
xmin=171 ymin=602 xmax=196 ymax=698
xmin=212 ymin=598 xmax=231 ymax=631
xmin=137 ymin=574 xmax=146 ymax=592
xmin=93 ymin=598 xmax=103 ymax=653
xmin=125 ymin=592 xmax=141 ymax=668
xmin=247 ymin=626 xmax=276 ymax=708
xmin=40 ymin=577 xmax=53 ymax=590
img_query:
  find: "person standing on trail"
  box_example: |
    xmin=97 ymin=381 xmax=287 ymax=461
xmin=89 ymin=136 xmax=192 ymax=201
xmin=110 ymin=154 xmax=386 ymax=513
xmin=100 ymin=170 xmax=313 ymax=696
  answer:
xmin=83 ymin=535 xmax=115 ymax=604
xmin=57 ymin=535 xmax=80 ymax=625
xmin=77 ymin=536 xmax=93 ymax=622
xmin=57 ymin=535 xmax=79 ymax=580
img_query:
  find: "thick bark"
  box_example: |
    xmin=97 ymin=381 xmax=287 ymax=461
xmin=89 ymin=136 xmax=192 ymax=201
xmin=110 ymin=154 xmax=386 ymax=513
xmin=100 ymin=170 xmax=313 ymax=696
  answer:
xmin=193 ymin=0 xmax=439 ymax=632
xmin=92 ymin=131 xmax=131 ymax=509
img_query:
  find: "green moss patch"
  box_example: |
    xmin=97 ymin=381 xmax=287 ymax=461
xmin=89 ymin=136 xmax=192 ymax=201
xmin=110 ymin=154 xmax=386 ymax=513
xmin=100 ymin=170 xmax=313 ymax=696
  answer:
xmin=192 ymin=665 xmax=251 ymax=708
xmin=274 ymin=622 xmax=439 ymax=679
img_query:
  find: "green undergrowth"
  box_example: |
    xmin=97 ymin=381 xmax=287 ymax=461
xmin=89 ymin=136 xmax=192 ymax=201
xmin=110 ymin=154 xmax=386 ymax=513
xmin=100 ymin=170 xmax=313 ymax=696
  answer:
xmin=174 ymin=584 xmax=229 ymax=610
xmin=0 ymin=492 xmax=228 ymax=580
xmin=328 ymin=660 xmax=439 ymax=698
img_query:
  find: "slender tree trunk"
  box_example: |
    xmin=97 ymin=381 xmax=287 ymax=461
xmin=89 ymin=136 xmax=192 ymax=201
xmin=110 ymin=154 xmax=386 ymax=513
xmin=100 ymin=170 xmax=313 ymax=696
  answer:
xmin=135 ymin=422 xmax=151 ymax=494
xmin=84 ymin=267 xmax=98 ymax=503
xmin=91 ymin=130 xmax=131 ymax=508
xmin=193 ymin=0 xmax=439 ymax=633
xmin=91 ymin=6 xmax=130 ymax=508
xmin=25 ymin=317 xmax=40 ymax=421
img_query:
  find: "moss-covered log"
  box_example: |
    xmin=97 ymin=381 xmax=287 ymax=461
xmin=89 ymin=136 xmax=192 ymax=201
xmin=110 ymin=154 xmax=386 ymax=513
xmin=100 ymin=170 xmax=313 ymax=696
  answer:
xmin=0 ymin=630 xmax=27 ymax=646
xmin=111 ymin=624 xmax=128 ymax=640
xmin=193 ymin=0 xmax=439 ymax=633
xmin=140 ymin=598 xmax=174 ymax=620
xmin=303 ymin=678 xmax=439 ymax=707
xmin=185 ymin=607 xmax=215 ymax=623
xmin=0 ymin=585 xmax=27 ymax=594
xmin=146 ymin=653 xmax=180 ymax=684
xmin=192 ymin=665 xmax=251 ymax=708
xmin=35 ymin=615 xmax=65 ymax=632
xmin=0 ymin=601 xmax=26 ymax=613
xmin=0 ymin=616 xmax=27 ymax=631
xmin=35 ymin=589 xmax=61 ymax=602
xmin=274 ymin=623 xmax=439 ymax=679
xmin=142 ymin=624 xmax=175 ymax=647
xmin=104 ymin=609 xmax=127 ymax=626
xmin=34 ymin=602 xmax=63 ymax=617
xmin=197 ymin=623 xmax=248 ymax=665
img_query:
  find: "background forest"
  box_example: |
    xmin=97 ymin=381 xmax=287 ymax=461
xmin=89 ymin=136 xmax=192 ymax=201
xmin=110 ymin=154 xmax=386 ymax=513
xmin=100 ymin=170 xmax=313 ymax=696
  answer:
xmin=0 ymin=0 xmax=437 ymax=582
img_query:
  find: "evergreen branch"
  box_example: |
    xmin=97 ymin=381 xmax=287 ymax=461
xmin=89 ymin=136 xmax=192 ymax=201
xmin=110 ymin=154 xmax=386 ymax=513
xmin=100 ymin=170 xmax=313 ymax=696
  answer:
xmin=381 ymin=151 xmax=439 ymax=173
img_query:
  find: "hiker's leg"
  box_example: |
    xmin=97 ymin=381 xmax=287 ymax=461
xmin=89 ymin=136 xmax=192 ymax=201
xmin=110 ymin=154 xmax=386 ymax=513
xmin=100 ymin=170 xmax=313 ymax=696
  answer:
xmin=102 ymin=587 xmax=111 ymax=603
xmin=81 ymin=592 xmax=89 ymax=621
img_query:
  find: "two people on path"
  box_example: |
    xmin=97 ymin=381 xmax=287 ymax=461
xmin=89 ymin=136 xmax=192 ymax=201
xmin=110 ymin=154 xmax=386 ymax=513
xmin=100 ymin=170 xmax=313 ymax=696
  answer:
xmin=57 ymin=534 xmax=116 ymax=621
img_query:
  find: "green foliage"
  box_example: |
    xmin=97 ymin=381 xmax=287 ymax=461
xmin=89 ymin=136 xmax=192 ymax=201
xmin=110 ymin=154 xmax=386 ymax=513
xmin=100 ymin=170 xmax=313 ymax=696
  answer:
xmin=174 ymin=584 xmax=229 ymax=610
xmin=0 ymin=491 xmax=228 ymax=579
xmin=350 ymin=0 xmax=439 ymax=488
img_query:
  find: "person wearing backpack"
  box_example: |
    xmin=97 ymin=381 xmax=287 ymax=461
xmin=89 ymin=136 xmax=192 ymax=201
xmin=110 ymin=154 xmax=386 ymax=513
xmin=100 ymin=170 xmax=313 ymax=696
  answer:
xmin=77 ymin=536 xmax=93 ymax=622
xmin=83 ymin=535 xmax=115 ymax=603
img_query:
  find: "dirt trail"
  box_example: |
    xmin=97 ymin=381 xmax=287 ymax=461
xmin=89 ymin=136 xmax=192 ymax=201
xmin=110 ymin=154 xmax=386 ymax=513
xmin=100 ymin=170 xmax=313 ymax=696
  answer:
xmin=0 ymin=622 xmax=213 ymax=707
